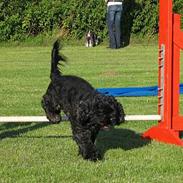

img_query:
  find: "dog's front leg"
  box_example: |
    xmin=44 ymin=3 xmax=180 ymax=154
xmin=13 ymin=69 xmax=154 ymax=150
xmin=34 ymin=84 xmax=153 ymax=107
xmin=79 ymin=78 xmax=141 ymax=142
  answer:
xmin=72 ymin=127 xmax=101 ymax=161
xmin=90 ymin=125 xmax=100 ymax=144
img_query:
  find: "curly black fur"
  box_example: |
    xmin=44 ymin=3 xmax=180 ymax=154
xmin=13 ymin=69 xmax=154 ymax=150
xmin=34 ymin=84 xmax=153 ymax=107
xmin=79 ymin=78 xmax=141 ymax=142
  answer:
xmin=41 ymin=40 xmax=125 ymax=161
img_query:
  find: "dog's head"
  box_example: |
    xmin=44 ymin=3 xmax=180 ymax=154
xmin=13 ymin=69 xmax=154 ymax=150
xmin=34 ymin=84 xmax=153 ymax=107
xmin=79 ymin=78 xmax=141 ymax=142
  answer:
xmin=86 ymin=30 xmax=92 ymax=38
xmin=85 ymin=31 xmax=99 ymax=47
xmin=41 ymin=94 xmax=61 ymax=123
xmin=93 ymin=94 xmax=125 ymax=129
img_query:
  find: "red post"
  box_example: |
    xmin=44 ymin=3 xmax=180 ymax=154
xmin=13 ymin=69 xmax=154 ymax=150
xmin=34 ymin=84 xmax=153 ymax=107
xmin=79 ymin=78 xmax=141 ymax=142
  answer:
xmin=172 ymin=14 xmax=183 ymax=130
xmin=143 ymin=0 xmax=183 ymax=146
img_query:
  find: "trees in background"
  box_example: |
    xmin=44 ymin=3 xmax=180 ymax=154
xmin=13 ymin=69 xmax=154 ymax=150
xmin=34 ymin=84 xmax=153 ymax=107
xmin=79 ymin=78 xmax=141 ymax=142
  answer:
xmin=0 ymin=0 xmax=182 ymax=41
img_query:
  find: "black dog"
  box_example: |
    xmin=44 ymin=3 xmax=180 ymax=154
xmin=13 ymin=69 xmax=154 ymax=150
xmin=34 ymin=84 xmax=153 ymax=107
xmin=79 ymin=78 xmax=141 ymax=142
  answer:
xmin=41 ymin=40 xmax=125 ymax=161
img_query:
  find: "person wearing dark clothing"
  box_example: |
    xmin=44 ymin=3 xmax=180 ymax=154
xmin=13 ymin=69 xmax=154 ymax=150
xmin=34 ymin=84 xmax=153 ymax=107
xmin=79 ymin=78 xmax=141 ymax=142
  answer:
xmin=105 ymin=0 xmax=123 ymax=49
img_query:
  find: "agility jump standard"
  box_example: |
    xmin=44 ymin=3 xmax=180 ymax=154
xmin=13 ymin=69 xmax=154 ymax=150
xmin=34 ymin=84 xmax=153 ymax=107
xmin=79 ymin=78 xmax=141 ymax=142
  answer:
xmin=0 ymin=0 xmax=182 ymax=146
xmin=143 ymin=0 xmax=183 ymax=146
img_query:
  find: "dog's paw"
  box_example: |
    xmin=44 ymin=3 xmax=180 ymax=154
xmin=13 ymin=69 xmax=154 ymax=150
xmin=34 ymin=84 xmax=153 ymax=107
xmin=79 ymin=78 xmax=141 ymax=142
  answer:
xmin=88 ymin=151 xmax=102 ymax=162
xmin=80 ymin=149 xmax=102 ymax=161
xmin=48 ymin=114 xmax=62 ymax=124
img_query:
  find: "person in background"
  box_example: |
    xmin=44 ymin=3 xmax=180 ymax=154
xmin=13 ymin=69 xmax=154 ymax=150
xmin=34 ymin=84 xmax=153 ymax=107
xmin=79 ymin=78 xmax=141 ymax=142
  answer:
xmin=105 ymin=0 xmax=123 ymax=49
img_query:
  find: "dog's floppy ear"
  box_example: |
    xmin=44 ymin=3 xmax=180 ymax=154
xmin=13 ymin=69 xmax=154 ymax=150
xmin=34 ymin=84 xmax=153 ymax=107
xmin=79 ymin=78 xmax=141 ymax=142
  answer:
xmin=76 ymin=100 xmax=91 ymax=123
xmin=93 ymin=95 xmax=113 ymax=113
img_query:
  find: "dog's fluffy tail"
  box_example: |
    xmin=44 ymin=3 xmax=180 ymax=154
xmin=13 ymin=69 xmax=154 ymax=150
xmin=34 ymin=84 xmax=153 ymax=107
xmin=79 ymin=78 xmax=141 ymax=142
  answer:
xmin=50 ymin=40 xmax=66 ymax=80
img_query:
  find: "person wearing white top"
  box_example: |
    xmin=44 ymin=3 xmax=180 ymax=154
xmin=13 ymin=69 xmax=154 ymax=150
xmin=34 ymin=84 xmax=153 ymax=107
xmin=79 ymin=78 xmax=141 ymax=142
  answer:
xmin=105 ymin=0 xmax=123 ymax=49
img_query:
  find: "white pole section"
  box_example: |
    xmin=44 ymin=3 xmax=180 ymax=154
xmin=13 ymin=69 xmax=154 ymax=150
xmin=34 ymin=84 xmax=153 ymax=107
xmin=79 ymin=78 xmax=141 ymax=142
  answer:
xmin=125 ymin=115 xmax=161 ymax=121
xmin=0 ymin=116 xmax=49 ymax=123
xmin=0 ymin=115 xmax=161 ymax=123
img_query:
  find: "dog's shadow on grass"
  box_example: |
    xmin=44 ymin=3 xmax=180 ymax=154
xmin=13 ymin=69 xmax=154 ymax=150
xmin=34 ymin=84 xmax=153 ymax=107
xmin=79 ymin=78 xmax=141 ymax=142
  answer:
xmin=0 ymin=122 xmax=72 ymax=140
xmin=97 ymin=128 xmax=151 ymax=158
xmin=0 ymin=123 xmax=50 ymax=140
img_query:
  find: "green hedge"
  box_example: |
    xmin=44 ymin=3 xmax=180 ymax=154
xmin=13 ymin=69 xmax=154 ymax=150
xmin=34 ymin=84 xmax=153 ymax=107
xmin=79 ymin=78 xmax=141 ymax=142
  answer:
xmin=0 ymin=0 xmax=182 ymax=41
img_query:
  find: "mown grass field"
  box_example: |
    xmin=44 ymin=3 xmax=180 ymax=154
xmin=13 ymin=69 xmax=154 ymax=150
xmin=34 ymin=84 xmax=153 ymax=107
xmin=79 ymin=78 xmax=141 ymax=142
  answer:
xmin=0 ymin=44 xmax=183 ymax=183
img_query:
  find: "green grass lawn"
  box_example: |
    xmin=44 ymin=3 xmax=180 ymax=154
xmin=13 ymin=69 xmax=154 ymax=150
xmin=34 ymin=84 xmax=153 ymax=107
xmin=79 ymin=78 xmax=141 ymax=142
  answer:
xmin=0 ymin=44 xmax=183 ymax=183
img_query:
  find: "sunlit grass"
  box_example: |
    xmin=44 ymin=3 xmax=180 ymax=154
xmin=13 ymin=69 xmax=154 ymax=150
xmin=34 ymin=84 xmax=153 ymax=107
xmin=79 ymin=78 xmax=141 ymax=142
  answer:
xmin=0 ymin=45 xmax=183 ymax=183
